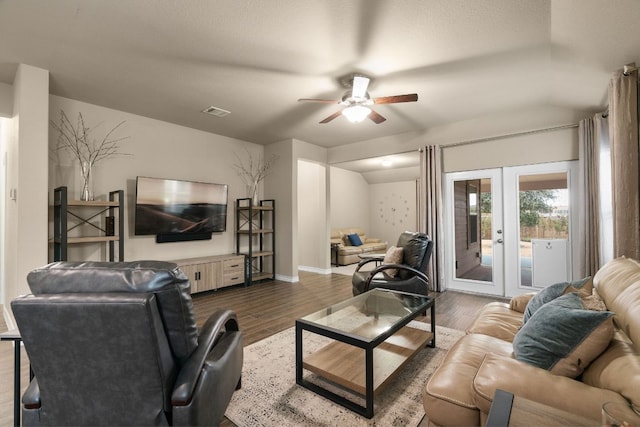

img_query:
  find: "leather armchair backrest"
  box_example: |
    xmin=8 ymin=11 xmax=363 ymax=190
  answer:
xmin=12 ymin=293 xmax=176 ymax=426
xmin=396 ymin=231 xmax=433 ymax=280
xmin=27 ymin=261 xmax=198 ymax=363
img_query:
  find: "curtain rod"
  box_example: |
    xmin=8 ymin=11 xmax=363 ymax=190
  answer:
xmin=441 ymin=123 xmax=579 ymax=149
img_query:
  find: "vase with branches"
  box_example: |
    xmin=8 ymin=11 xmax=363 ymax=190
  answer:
xmin=51 ymin=110 xmax=130 ymax=200
xmin=232 ymin=149 xmax=279 ymax=206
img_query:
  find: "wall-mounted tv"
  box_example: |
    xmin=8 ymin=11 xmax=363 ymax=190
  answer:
xmin=134 ymin=176 xmax=228 ymax=242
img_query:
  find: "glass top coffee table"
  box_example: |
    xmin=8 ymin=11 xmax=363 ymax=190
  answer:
xmin=295 ymin=288 xmax=435 ymax=418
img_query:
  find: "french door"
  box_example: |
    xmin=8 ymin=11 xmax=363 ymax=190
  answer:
xmin=444 ymin=161 xmax=578 ymax=297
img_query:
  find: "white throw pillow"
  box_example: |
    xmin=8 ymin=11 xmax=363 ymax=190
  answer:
xmin=383 ymin=246 xmax=404 ymax=277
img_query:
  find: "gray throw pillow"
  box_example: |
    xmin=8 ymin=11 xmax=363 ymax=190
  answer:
xmin=513 ymin=293 xmax=614 ymax=378
xmin=522 ymin=277 xmax=591 ymax=323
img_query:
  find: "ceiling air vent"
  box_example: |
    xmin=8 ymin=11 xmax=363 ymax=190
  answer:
xmin=201 ymin=106 xmax=231 ymax=118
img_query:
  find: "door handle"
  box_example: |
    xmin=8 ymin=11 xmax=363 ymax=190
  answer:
xmin=496 ymin=238 xmax=503 ymax=244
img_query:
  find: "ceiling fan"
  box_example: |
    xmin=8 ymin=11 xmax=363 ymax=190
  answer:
xmin=298 ymin=75 xmax=418 ymax=124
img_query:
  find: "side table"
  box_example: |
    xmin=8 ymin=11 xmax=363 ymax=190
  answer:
xmin=330 ymin=243 xmax=340 ymax=266
xmin=1 ymin=329 xmax=28 ymax=427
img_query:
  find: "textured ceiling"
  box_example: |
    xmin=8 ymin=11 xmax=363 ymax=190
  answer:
xmin=0 ymin=0 xmax=639 ymax=148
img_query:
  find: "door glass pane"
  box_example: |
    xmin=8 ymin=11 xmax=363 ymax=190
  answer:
xmin=518 ymin=173 xmax=569 ymax=287
xmin=454 ymin=178 xmax=492 ymax=282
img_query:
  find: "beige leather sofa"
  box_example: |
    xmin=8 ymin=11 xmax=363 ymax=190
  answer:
xmin=423 ymin=256 xmax=640 ymax=426
xmin=330 ymin=227 xmax=387 ymax=265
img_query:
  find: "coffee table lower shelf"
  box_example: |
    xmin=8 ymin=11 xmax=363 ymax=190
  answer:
xmin=302 ymin=326 xmax=433 ymax=402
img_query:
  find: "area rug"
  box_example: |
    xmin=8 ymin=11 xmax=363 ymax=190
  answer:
xmin=331 ymin=264 xmax=359 ymax=276
xmin=225 ymin=322 xmax=464 ymax=426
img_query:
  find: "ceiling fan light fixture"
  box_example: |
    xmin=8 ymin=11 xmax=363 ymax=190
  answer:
xmin=342 ymin=105 xmax=371 ymax=123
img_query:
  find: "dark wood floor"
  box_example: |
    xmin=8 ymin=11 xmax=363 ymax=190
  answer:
xmin=0 ymin=271 xmax=504 ymax=426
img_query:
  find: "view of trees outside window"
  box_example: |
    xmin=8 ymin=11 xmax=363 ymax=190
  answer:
xmin=480 ymin=189 xmax=569 ymax=242
xmin=480 ymin=180 xmax=569 ymax=286
xmin=452 ymin=170 xmax=571 ymax=290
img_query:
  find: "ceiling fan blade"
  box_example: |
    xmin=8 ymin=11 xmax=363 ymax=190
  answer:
xmin=298 ymin=98 xmax=340 ymax=104
xmin=368 ymin=109 xmax=387 ymax=124
xmin=352 ymin=76 xmax=370 ymax=99
xmin=373 ymin=93 xmax=418 ymax=104
xmin=319 ymin=110 xmax=343 ymax=124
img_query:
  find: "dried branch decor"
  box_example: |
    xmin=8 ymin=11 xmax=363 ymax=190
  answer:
xmin=51 ymin=110 xmax=130 ymax=200
xmin=232 ymin=148 xmax=278 ymax=205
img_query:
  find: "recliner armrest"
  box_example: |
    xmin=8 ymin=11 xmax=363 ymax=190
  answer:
xmin=363 ymin=264 xmax=429 ymax=292
xmin=171 ymin=309 xmax=240 ymax=405
xmin=354 ymin=257 xmax=383 ymax=272
xmin=473 ymin=352 xmax=624 ymax=422
xmin=22 ymin=377 xmax=41 ymax=409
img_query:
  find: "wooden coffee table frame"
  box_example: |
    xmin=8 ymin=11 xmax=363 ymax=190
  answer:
xmin=295 ymin=289 xmax=435 ymax=418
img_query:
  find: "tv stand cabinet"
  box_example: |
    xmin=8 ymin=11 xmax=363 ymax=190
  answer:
xmin=172 ymin=254 xmax=246 ymax=294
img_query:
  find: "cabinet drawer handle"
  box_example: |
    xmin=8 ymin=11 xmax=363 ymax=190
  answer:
xmin=230 ymin=264 xmax=239 ymax=268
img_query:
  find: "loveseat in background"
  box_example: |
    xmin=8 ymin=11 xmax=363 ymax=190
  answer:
xmin=330 ymin=227 xmax=387 ymax=265
xmin=422 ymin=256 xmax=640 ymax=426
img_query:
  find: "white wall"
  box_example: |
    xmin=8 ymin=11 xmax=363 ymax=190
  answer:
xmin=264 ymin=139 xmax=296 ymax=280
xmin=327 ymin=105 xmax=587 ymax=170
xmin=329 ymin=166 xmax=370 ymax=231
xmin=297 ymin=160 xmax=328 ymax=272
xmin=0 ymin=118 xmax=7 ymax=308
xmin=0 ymin=82 xmax=13 ymax=118
xmin=442 ymin=127 xmax=578 ymax=172
xmin=369 ymin=181 xmax=418 ymax=247
xmin=3 ymin=65 xmax=50 ymax=327
xmin=49 ymin=95 xmax=264 ymax=263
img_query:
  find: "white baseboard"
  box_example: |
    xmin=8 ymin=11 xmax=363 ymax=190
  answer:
xmin=275 ymin=273 xmax=299 ymax=283
xmin=3 ymin=304 xmax=16 ymax=331
xmin=298 ymin=265 xmax=332 ymax=275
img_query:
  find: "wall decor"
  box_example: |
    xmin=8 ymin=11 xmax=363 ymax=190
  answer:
xmin=51 ymin=110 xmax=130 ymax=200
xmin=231 ymin=148 xmax=278 ymax=206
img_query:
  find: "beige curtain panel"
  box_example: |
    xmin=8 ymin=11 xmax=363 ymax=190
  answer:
xmin=419 ymin=145 xmax=443 ymax=292
xmin=578 ymin=115 xmax=602 ymax=275
xmin=608 ymin=66 xmax=640 ymax=260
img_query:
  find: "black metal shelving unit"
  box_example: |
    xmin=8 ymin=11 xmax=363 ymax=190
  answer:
xmin=53 ymin=186 xmax=124 ymax=261
xmin=235 ymin=198 xmax=275 ymax=284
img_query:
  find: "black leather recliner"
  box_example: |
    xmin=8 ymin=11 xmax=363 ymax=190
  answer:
xmin=11 ymin=261 xmax=243 ymax=426
xmin=352 ymin=231 xmax=433 ymax=296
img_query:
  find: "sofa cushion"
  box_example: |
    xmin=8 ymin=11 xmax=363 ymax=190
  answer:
xmin=382 ymin=246 xmax=403 ymax=277
xmin=423 ymin=333 xmax=514 ymax=427
xmin=522 ymin=277 xmax=591 ymax=323
xmin=338 ymin=245 xmax=364 ymax=255
xmin=473 ymin=352 xmax=623 ymax=422
xmin=593 ymin=256 xmax=640 ymax=346
xmin=582 ymin=330 xmax=640 ymax=409
xmin=513 ymin=293 xmax=614 ymax=378
xmin=347 ymin=233 xmax=363 ymax=246
xmin=509 ymin=292 xmax=535 ymax=313
xmin=466 ymin=302 xmax=523 ymax=342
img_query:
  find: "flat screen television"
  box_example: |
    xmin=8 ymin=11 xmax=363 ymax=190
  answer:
xmin=134 ymin=176 xmax=228 ymax=242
